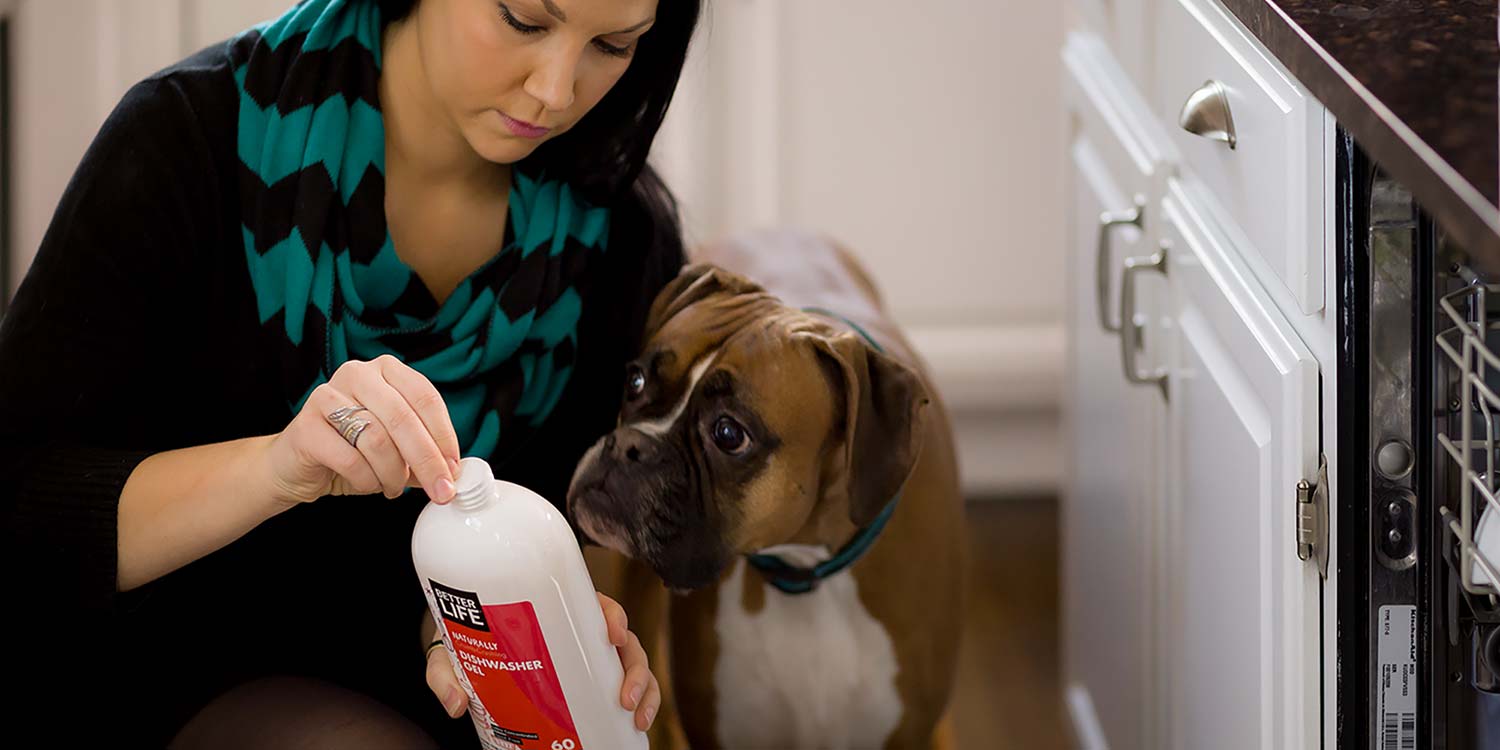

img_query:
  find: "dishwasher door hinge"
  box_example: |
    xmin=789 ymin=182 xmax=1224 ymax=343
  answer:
xmin=1296 ymin=453 xmax=1330 ymax=580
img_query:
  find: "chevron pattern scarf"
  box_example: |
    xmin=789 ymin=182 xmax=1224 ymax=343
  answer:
xmin=230 ymin=0 xmax=610 ymax=463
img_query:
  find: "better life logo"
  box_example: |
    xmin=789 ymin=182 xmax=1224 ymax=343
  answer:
xmin=430 ymin=580 xmax=490 ymax=631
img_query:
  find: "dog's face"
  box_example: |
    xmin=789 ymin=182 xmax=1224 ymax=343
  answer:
xmin=566 ymin=264 xmax=929 ymax=591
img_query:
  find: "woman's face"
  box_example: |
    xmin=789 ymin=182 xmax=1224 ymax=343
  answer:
xmin=410 ymin=0 xmax=659 ymax=164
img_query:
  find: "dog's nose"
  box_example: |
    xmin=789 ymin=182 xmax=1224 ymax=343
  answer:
xmin=613 ymin=430 xmax=649 ymax=464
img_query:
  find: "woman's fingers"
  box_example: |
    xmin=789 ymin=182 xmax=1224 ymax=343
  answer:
xmin=331 ymin=356 xmax=455 ymax=502
xmin=306 ymin=384 xmax=384 ymax=496
xmin=269 ymin=357 xmax=463 ymax=506
xmin=617 ymin=630 xmax=659 ymax=730
xmin=325 ymin=400 xmax=407 ymax=499
xmin=599 ymin=592 xmax=656 ymax=729
xmin=379 ymin=356 xmax=464 ymax=477
xmin=597 ymin=592 xmax=629 ymax=648
xmin=638 ymin=671 xmax=661 ymax=731
xmin=425 ymin=644 xmax=468 ymax=719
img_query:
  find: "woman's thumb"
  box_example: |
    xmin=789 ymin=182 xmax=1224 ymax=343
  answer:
xmin=426 ymin=646 xmax=468 ymax=718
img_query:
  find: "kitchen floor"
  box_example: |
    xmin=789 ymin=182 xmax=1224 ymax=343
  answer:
xmin=950 ymin=497 xmax=1069 ymax=750
xmin=586 ymin=497 xmax=1069 ymax=749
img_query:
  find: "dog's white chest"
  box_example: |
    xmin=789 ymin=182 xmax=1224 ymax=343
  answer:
xmin=711 ymin=552 xmax=903 ymax=749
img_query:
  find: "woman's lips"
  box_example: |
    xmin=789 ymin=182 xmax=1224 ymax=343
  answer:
xmin=498 ymin=111 xmax=550 ymax=138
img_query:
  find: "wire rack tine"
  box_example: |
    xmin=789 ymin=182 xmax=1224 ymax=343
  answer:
xmin=1437 ymin=431 xmax=1500 ymax=517
xmin=1477 ymin=287 xmax=1489 ymax=592
xmin=1463 ymin=323 xmax=1477 ymax=589
xmin=1450 ymin=514 xmax=1500 ymax=595
xmin=1436 ymin=284 xmax=1500 ymax=595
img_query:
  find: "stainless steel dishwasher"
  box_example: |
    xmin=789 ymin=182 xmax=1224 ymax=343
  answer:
xmin=1338 ymin=127 xmax=1500 ymax=750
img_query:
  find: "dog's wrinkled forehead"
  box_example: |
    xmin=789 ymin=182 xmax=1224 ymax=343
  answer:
xmin=651 ymin=275 xmax=775 ymax=341
xmin=637 ymin=266 xmax=781 ymax=389
xmin=627 ymin=266 xmax=841 ymax=451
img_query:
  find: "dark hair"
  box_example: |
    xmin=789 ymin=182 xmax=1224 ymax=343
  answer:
xmin=377 ymin=0 xmax=700 ymax=264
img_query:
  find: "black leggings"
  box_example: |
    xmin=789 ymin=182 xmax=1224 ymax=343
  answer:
xmin=168 ymin=675 xmax=476 ymax=749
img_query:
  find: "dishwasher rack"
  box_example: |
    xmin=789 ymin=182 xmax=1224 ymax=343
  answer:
xmin=1436 ymin=281 xmax=1500 ymax=611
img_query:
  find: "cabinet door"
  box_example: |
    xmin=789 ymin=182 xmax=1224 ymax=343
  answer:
xmin=1069 ymin=0 xmax=1154 ymax=87
xmin=1160 ymin=178 xmax=1321 ymax=750
xmin=1061 ymin=32 xmax=1168 ymax=750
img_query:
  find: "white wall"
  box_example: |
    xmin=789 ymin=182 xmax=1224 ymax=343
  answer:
xmin=7 ymin=0 xmax=1064 ymax=496
xmin=653 ymin=0 xmax=1066 ymax=494
xmin=187 ymin=0 xmax=291 ymax=45
xmin=10 ymin=0 xmax=287 ymax=282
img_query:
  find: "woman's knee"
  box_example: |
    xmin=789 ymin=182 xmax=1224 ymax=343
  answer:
xmin=168 ymin=675 xmax=439 ymax=750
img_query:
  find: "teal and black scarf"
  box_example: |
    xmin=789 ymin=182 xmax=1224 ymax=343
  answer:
xmin=230 ymin=0 xmax=609 ymax=462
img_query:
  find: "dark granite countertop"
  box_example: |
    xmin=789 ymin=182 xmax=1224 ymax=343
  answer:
xmin=1219 ymin=0 xmax=1498 ymax=261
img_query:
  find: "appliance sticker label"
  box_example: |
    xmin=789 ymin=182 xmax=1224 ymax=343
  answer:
xmin=1376 ymin=605 xmax=1416 ymax=750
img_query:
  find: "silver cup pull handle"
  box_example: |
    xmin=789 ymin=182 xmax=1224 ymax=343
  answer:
xmin=1120 ymin=242 xmax=1170 ymax=401
xmin=1178 ymin=80 xmax=1237 ymax=149
xmin=1096 ymin=195 xmax=1145 ymax=334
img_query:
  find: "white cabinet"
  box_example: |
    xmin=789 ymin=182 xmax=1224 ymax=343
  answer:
xmin=1158 ymin=179 xmax=1321 ymax=750
xmin=1153 ymin=0 xmax=1326 ymax=316
xmin=1061 ymin=33 xmax=1170 ymax=750
xmin=1068 ymin=0 xmax=1155 ymax=89
xmin=1062 ymin=7 xmax=1330 ymax=748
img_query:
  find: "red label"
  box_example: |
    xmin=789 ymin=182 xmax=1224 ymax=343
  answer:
xmin=431 ymin=581 xmax=582 ymax=750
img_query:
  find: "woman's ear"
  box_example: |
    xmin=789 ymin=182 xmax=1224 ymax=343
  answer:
xmin=806 ymin=331 xmax=931 ymax=528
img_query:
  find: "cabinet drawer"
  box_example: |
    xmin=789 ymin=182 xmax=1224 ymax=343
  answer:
xmin=1065 ymin=33 xmax=1170 ymax=208
xmin=1153 ymin=0 xmax=1325 ymax=314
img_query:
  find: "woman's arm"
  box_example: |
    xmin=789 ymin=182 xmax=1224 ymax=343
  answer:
xmin=115 ymin=435 xmax=290 ymax=591
xmin=0 ymin=72 xmax=235 ymax=605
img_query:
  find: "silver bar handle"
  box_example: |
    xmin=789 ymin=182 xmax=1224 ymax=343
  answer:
xmin=1120 ymin=242 xmax=1169 ymax=401
xmin=1096 ymin=195 xmax=1145 ymax=333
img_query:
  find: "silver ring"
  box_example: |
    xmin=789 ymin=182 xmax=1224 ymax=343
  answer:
xmin=327 ymin=404 xmax=368 ymax=424
xmin=327 ymin=404 xmax=371 ymax=448
xmin=340 ymin=418 xmax=371 ymax=448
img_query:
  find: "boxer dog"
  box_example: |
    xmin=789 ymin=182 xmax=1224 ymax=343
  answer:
xmin=568 ymin=228 xmax=966 ymax=749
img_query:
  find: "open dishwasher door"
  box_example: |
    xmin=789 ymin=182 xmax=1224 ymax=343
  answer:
xmin=1338 ymin=126 xmax=1500 ymax=750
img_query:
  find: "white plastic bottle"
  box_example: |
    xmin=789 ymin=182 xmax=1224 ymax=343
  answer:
xmin=412 ymin=457 xmax=648 ymax=750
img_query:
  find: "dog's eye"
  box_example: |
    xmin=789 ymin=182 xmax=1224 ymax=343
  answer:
xmin=711 ymin=416 xmax=750 ymax=454
xmin=624 ymin=364 xmax=647 ymax=400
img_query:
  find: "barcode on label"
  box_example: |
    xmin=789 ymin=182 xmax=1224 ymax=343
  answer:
xmin=1382 ymin=712 xmax=1415 ymax=750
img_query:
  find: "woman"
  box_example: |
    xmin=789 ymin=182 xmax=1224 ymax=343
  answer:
xmin=0 ymin=0 xmax=699 ymax=746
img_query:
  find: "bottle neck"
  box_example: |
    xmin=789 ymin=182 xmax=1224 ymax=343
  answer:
xmin=454 ymin=484 xmax=490 ymax=511
xmin=452 ymin=456 xmax=496 ymax=511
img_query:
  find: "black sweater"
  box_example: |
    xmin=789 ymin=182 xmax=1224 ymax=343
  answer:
xmin=0 ymin=40 xmax=680 ymax=744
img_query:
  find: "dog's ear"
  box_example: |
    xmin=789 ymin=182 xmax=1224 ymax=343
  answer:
xmin=805 ymin=331 xmax=930 ymax=528
xmin=644 ymin=264 xmax=764 ymax=340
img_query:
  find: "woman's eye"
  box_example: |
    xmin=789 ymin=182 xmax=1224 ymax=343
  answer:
xmin=624 ymin=365 xmax=647 ymax=399
xmin=711 ymin=416 xmax=750 ymax=455
xmin=593 ymin=39 xmax=634 ymax=58
xmin=498 ymin=4 xmax=544 ymax=34
xmin=498 ymin=2 xmax=633 ymax=57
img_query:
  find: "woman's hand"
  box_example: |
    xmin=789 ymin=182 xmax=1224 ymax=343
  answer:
xmin=262 ymin=355 xmax=463 ymax=507
xmin=599 ymin=592 xmax=662 ymax=732
xmin=424 ymin=593 xmax=662 ymax=731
